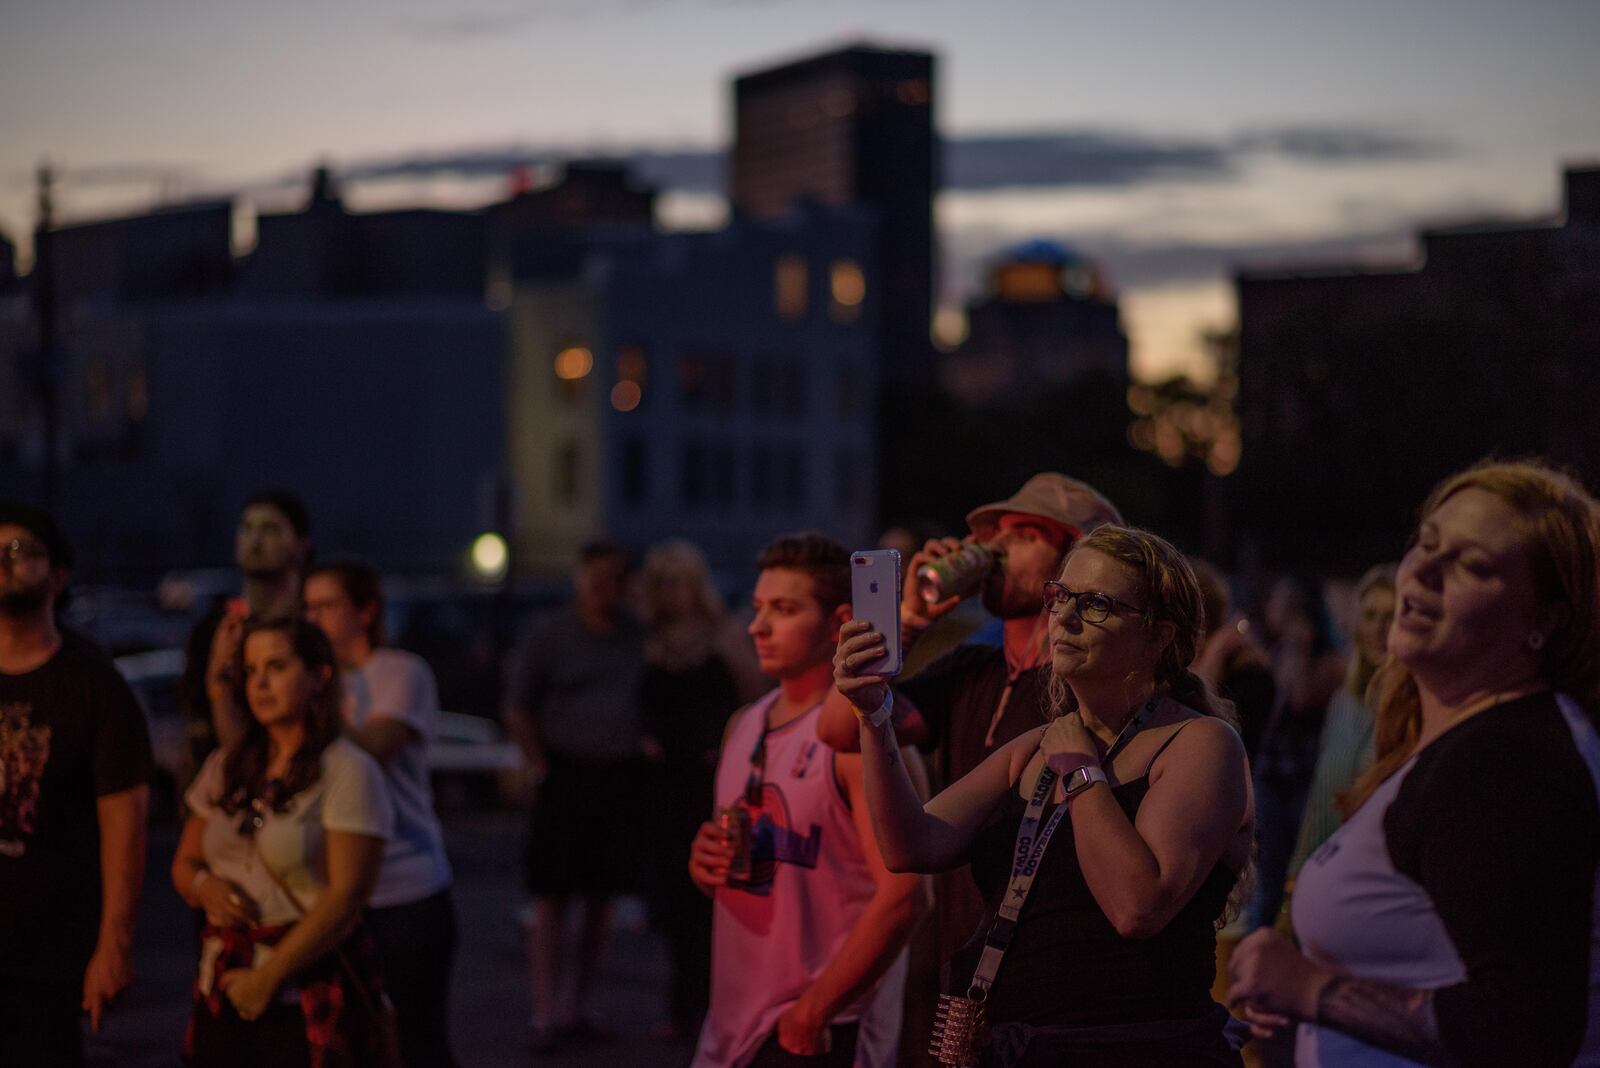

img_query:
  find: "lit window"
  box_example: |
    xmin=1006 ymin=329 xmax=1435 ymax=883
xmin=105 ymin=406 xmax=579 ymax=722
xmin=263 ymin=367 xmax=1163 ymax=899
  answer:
xmin=775 ymin=254 xmax=808 ymax=321
xmin=830 ymin=260 xmax=865 ymax=323
xmin=896 ymin=79 xmax=931 ymax=106
xmin=553 ymin=346 xmax=593 ymax=381
xmin=611 ymin=381 xmax=642 ymax=412
xmin=616 ymin=345 xmax=647 ymax=384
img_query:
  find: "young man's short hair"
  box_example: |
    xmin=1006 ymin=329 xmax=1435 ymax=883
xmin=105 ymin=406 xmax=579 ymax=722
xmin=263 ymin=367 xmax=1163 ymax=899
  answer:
xmin=756 ymin=533 xmax=851 ymax=612
xmin=305 ymin=559 xmax=387 ymax=647
xmin=242 ymin=488 xmax=312 ymax=539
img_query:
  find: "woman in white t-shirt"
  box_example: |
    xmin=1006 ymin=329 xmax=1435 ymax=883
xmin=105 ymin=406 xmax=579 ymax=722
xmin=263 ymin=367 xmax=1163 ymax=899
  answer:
xmin=1228 ymin=460 xmax=1600 ymax=1068
xmin=172 ymin=619 xmax=395 ymax=1068
xmin=305 ymin=561 xmax=457 ymax=1068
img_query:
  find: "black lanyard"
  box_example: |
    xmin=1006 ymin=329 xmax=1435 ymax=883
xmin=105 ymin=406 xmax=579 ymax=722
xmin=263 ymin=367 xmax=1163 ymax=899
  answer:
xmin=966 ymin=694 xmax=1160 ymax=999
xmin=744 ymin=694 xmax=819 ymax=806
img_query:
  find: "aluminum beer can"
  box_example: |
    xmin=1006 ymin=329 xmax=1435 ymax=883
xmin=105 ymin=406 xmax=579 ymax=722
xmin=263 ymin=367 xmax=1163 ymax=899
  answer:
xmin=718 ymin=804 xmax=753 ymax=882
xmin=914 ymin=545 xmax=998 ymax=604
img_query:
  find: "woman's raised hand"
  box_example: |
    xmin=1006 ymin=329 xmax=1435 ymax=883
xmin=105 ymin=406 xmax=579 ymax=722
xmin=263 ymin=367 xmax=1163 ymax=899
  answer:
xmin=833 ymin=619 xmax=891 ymax=715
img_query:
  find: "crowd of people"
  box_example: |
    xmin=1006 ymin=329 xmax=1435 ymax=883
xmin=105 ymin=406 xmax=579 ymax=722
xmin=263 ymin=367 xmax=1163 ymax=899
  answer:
xmin=1 ymin=454 xmax=1598 ymax=1068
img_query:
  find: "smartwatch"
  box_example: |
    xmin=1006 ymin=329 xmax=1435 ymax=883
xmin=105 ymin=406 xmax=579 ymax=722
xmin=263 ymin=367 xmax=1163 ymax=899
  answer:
xmin=1060 ymin=764 xmax=1108 ymax=800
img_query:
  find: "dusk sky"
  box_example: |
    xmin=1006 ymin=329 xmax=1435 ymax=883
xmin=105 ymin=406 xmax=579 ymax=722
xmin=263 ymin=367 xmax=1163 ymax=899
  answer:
xmin=4 ymin=0 xmax=1596 ymax=379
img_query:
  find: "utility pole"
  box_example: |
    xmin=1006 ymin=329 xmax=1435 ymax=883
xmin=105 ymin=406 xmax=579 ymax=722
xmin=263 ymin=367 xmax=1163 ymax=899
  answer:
xmin=31 ymin=160 xmax=61 ymax=513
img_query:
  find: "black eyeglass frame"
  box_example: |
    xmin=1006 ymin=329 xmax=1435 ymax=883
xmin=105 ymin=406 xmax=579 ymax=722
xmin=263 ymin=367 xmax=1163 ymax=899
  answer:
xmin=1042 ymin=580 xmax=1148 ymax=624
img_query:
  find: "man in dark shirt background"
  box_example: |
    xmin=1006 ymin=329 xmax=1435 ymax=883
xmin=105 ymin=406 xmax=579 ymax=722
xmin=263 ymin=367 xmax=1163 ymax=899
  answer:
xmin=505 ymin=541 xmax=646 ymax=1051
xmin=0 ymin=501 xmax=153 ymax=1067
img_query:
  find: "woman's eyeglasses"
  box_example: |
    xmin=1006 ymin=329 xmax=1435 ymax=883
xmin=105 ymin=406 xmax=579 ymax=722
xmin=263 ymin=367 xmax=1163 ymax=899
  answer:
xmin=1042 ymin=580 xmax=1146 ymax=624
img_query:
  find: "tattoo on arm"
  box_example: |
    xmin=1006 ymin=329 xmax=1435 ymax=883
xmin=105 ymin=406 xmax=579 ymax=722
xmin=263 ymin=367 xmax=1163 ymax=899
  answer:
xmin=1316 ymin=977 xmax=1456 ymax=1067
xmin=879 ymin=723 xmax=900 ymax=766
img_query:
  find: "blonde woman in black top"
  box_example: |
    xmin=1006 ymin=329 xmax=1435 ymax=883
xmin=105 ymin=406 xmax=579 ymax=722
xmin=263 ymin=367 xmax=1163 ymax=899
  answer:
xmin=836 ymin=525 xmax=1253 ymax=1067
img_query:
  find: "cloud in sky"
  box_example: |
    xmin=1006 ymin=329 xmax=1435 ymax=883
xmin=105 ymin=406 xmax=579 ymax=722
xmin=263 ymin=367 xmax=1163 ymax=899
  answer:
xmin=234 ymin=121 xmax=1458 ymax=195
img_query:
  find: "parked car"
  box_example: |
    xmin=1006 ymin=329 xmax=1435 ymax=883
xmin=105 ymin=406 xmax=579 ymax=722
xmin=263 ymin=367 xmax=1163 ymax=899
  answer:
xmin=114 ymin=648 xmax=522 ymax=818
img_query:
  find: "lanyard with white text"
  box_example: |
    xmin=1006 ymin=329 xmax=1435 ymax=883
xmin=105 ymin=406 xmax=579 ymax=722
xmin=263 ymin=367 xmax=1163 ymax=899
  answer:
xmin=965 ymin=695 xmax=1158 ymax=999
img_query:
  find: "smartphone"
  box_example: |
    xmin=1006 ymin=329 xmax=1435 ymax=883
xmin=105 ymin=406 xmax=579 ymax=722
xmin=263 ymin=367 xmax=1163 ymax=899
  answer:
xmin=850 ymin=549 xmax=903 ymax=677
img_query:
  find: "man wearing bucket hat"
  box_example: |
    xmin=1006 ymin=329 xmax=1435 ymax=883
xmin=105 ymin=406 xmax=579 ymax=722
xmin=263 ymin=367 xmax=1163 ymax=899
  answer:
xmin=0 ymin=501 xmax=153 ymax=1065
xmin=819 ymin=473 xmax=1122 ymax=965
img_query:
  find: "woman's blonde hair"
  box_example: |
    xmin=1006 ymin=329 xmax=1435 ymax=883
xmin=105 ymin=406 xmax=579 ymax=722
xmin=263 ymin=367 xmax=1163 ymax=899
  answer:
xmin=1345 ymin=563 xmax=1398 ymax=701
xmin=1341 ymin=459 xmax=1600 ymax=815
xmin=642 ymin=539 xmax=725 ymax=628
xmin=641 ymin=540 xmax=727 ymax=670
xmin=1044 ymin=525 xmax=1238 ymax=730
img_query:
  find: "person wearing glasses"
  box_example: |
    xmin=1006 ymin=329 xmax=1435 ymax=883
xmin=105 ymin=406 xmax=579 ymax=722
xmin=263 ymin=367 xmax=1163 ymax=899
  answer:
xmin=0 ymin=502 xmax=152 ymax=1067
xmin=172 ymin=619 xmax=395 ymax=1067
xmin=1228 ymin=460 xmax=1600 ymax=1068
xmin=835 ymin=525 xmax=1252 ymax=1067
xmin=817 ymin=473 xmax=1123 ymax=974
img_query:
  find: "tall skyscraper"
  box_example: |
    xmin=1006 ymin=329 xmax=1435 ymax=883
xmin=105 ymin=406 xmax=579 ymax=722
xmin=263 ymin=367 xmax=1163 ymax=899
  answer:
xmin=731 ymin=44 xmax=937 ymax=383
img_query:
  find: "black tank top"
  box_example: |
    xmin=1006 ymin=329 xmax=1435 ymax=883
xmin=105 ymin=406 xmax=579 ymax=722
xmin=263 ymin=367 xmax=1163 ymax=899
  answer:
xmin=947 ymin=764 xmax=1238 ymax=1029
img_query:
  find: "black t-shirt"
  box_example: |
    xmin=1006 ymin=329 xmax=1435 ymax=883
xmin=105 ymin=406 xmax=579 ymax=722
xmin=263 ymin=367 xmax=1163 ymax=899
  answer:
xmin=0 ymin=630 xmax=153 ymax=979
xmin=898 ymin=642 xmax=1052 ymax=787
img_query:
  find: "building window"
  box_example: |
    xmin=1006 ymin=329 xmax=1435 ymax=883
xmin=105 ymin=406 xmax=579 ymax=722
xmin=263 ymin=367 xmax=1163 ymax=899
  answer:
xmin=85 ymin=358 xmax=112 ymax=425
xmin=614 ymin=344 xmax=646 ymax=412
xmin=780 ymin=447 xmax=806 ymax=508
xmin=553 ymin=343 xmax=593 ymax=405
xmin=680 ymin=349 xmax=736 ymax=412
xmin=782 ymin=361 xmax=807 ymax=418
xmin=835 ymin=449 xmax=862 ymax=509
xmin=751 ymin=444 xmax=774 ymax=507
xmin=680 ymin=437 xmax=706 ymax=507
xmin=713 ymin=441 xmax=737 ymax=506
xmin=752 ymin=360 xmax=774 ymax=415
xmin=622 ymin=435 xmax=648 ymax=505
xmin=775 ymin=253 xmax=808 ymax=321
xmin=555 ymin=440 xmax=581 ymax=506
xmin=126 ymin=359 xmax=149 ymax=423
xmin=835 ymin=364 xmax=860 ymax=421
xmin=830 ymin=260 xmax=865 ymax=324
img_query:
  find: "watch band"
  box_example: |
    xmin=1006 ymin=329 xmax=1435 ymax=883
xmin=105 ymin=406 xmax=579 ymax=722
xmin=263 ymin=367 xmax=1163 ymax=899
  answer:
xmin=1062 ymin=764 xmax=1107 ymax=798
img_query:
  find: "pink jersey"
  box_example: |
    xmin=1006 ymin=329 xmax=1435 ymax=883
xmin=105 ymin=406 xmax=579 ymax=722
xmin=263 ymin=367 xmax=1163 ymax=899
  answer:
xmin=692 ymin=691 xmax=907 ymax=1068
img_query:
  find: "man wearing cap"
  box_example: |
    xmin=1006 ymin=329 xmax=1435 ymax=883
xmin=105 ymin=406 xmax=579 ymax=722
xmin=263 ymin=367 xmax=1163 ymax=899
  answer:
xmin=818 ymin=473 xmax=1122 ymax=964
xmin=0 ymin=502 xmax=153 ymax=1065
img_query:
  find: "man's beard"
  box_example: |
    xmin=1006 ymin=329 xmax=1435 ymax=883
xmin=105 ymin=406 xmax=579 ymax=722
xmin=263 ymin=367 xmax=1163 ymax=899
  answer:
xmin=0 ymin=584 xmax=51 ymax=617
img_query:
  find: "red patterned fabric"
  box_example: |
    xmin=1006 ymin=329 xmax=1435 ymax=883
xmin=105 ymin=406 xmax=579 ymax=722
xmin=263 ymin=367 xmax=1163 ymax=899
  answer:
xmin=185 ymin=922 xmax=396 ymax=1068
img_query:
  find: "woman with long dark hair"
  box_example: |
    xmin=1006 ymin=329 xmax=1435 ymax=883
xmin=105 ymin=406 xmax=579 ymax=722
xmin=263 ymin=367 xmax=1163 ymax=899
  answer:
xmin=172 ymin=619 xmax=394 ymax=1067
xmin=835 ymin=525 xmax=1253 ymax=1066
xmin=1229 ymin=460 xmax=1600 ymax=1067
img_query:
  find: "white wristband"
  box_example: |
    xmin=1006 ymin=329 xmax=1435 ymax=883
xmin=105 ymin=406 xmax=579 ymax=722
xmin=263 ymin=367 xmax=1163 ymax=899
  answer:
xmin=856 ymin=690 xmax=895 ymax=729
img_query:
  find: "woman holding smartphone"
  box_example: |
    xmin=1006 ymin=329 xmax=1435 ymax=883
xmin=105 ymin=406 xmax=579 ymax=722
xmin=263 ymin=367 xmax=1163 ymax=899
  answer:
xmin=172 ymin=619 xmax=395 ymax=1067
xmin=835 ymin=525 xmax=1252 ymax=1067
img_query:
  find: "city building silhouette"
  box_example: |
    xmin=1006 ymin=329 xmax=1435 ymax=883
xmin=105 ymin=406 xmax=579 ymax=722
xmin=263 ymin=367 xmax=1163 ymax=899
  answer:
xmin=1234 ymin=163 xmax=1600 ymax=571
xmin=731 ymin=43 xmax=937 ymax=384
